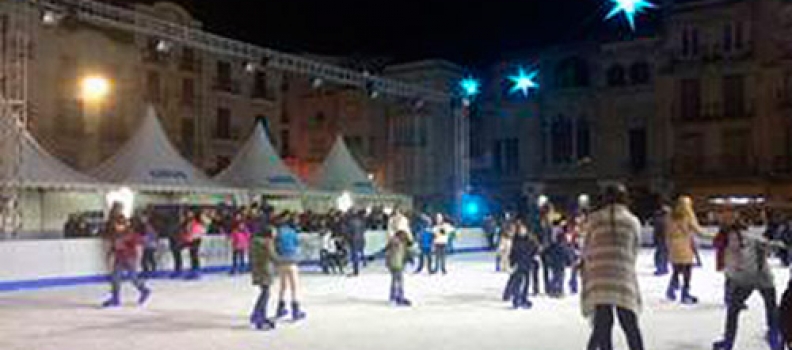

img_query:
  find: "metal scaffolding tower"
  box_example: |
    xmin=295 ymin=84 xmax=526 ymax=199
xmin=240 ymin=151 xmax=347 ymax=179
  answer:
xmin=1 ymin=0 xmax=470 ymax=230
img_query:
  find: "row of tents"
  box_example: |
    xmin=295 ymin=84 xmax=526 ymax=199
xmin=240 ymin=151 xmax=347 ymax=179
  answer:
xmin=0 ymin=106 xmax=410 ymax=238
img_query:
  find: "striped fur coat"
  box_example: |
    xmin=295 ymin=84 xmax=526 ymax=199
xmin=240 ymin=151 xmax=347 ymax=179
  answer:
xmin=581 ymin=204 xmax=642 ymax=317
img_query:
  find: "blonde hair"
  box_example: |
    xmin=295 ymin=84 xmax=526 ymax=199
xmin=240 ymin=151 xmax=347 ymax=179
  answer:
xmin=672 ymin=195 xmax=701 ymax=229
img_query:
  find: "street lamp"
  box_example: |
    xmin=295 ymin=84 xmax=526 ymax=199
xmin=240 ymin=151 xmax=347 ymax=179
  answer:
xmin=80 ymin=75 xmax=111 ymax=103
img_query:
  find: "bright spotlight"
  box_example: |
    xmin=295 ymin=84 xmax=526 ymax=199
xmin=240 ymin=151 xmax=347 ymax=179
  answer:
xmin=80 ymin=75 xmax=111 ymax=102
xmin=311 ymin=77 xmax=324 ymax=89
xmin=337 ymin=191 xmax=354 ymax=212
xmin=106 ymin=187 xmax=135 ymax=218
xmin=155 ymin=40 xmax=172 ymax=53
xmin=41 ymin=10 xmax=63 ymax=26
xmin=606 ymin=0 xmax=656 ymax=30
xmin=508 ymin=67 xmax=539 ymax=97
xmin=537 ymin=195 xmax=549 ymax=207
xmin=459 ymin=76 xmax=481 ymax=98
xmin=244 ymin=62 xmax=257 ymax=73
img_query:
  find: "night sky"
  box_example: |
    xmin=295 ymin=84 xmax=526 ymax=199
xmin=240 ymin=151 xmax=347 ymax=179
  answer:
xmin=126 ymin=0 xmax=652 ymax=67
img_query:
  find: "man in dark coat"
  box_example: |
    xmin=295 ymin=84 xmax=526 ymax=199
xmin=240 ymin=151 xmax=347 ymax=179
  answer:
xmin=652 ymin=205 xmax=671 ymax=276
xmin=346 ymin=210 xmax=368 ymax=276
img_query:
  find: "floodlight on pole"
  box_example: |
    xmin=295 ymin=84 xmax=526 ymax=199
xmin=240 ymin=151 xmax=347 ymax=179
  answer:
xmin=80 ymin=75 xmax=111 ymax=103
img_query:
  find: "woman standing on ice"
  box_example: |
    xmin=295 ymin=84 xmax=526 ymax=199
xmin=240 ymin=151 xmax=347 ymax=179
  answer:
xmin=430 ymin=213 xmax=455 ymax=275
xmin=712 ymin=217 xmax=785 ymax=350
xmin=386 ymin=230 xmax=414 ymax=306
xmin=665 ymin=195 xmax=706 ymax=304
xmin=249 ymin=225 xmax=278 ymax=330
xmin=496 ymin=213 xmax=516 ymax=273
xmin=274 ymin=213 xmax=307 ymax=321
xmin=581 ymin=184 xmax=645 ymax=350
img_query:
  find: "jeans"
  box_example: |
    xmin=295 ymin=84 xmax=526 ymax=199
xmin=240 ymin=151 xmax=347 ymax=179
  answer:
xmin=414 ymin=250 xmax=433 ymax=273
xmin=141 ymin=248 xmax=157 ymax=275
xmin=530 ymin=259 xmax=540 ymax=295
xmin=231 ymin=249 xmax=246 ymax=273
xmin=431 ymin=244 xmax=447 ymax=274
xmin=252 ymin=285 xmax=271 ymax=319
xmin=549 ymin=266 xmax=566 ymax=295
xmin=188 ymin=239 xmax=202 ymax=272
xmin=722 ymin=282 xmax=779 ymax=344
xmin=110 ymin=259 xmax=147 ymax=298
xmin=390 ymin=270 xmax=405 ymax=301
xmin=654 ymin=242 xmax=669 ymax=274
xmin=169 ymin=237 xmax=183 ymax=273
xmin=509 ymin=267 xmax=532 ymax=306
xmin=541 ymin=255 xmax=551 ymax=293
xmin=587 ymin=305 xmax=645 ymax=350
xmin=350 ymin=245 xmax=365 ymax=275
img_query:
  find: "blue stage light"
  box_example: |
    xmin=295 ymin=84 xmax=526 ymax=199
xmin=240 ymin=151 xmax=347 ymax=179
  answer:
xmin=460 ymin=77 xmax=481 ymax=98
xmin=508 ymin=67 xmax=539 ymax=97
xmin=606 ymin=0 xmax=656 ymax=30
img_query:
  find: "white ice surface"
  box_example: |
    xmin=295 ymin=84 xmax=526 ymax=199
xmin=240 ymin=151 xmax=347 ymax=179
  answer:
xmin=0 ymin=250 xmax=789 ymax=350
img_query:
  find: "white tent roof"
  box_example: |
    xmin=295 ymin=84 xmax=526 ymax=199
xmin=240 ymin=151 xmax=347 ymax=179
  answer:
xmin=90 ymin=106 xmax=226 ymax=193
xmin=0 ymin=125 xmax=101 ymax=190
xmin=215 ymin=123 xmax=305 ymax=193
xmin=312 ymin=136 xmax=378 ymax=194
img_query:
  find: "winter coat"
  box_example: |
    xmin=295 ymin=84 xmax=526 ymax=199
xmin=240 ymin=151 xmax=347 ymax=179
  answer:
xmin=419 ymin=228 xmax=434 ymax=252
xmin=433 ymin=223 xmax=454 ymax=246
xmin=347 ymin=215 xmax=367 ymax=249
xmin=105 ymin=219 xmax=142 ymax=265
xmin=275 ymin=225 xmax=300 ymax=262
xmin=386 ymin=236 xmax=413 ymax=272
xmin=581 ymin=204 xmax=642 ymax=318
xmin=722 ymin=230 xmax=776 ymax=289
xmin=509 ymin=234 xmax=538 ymax=271
xmin=229 ymin=225 xmax=251 ymax=251
xmin=780 ymin=279 xmax=792 ymax=349
xmin=250 ymin=236 xmax=277 ymax=286
xmin=183 ymin=218 xmax=207 ymax=244
xmin=667 ymin=218 xmax=699 ymax=265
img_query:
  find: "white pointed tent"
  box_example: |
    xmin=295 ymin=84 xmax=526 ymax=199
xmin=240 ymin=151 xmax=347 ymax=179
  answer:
xmin=215 ymin=123 xmax=305 ymax=193
xmin=312 ymin=136 xmax=378 ymax=195
xmin=90 ymin=106 xmax=227 ymax=193
xmin=0 ymin=129 xmax=101 ymax=190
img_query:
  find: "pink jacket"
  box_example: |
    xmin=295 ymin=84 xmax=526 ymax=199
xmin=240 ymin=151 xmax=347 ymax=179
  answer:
xmin=229 ymin=225 xmax=251 ymax=251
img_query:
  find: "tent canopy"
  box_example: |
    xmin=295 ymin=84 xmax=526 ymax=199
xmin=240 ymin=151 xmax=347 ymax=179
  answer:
xmin=90 ymin=106 xmax=228 ymax=193
xmin=0 ymin=118 xmax=100 ymax=190
xmin=312 ymin=136 xmax=378 ymax=194
xmin=215 ymin=123 xmax=305 ymax=192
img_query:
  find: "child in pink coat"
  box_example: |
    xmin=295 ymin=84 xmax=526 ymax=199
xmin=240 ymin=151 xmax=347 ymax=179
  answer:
xmin=229 ymin=214 xmax=252 ymax=275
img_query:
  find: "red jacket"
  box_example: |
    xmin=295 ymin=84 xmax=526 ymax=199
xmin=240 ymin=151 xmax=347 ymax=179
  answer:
xmin=713 ymin=230 xmax=728 ymax=272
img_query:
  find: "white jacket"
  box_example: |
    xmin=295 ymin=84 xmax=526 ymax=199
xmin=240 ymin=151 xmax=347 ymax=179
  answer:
xmin=433 ymin=223 xmax=455 ymax=245
xmin=388 ymin=214 xmax=413 ymax=241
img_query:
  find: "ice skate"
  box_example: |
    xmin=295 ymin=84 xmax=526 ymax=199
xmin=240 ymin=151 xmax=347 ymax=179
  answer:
xmin=275 ymin=301 xmax=288 ymax=318
xmin=712 ymin=339 xmax=733 ymax=350
xmin=291 ymin=302 xmax=306 ymax=321
xmin=137 ymin=287 xmax=151 ymax=305
xmin=101 ymin=293 xmax=120 ymax=308
xmin=665 ymin=285 xmax=677 ymax=301
xmin=680 ymin=289 xmax=698 ymax=305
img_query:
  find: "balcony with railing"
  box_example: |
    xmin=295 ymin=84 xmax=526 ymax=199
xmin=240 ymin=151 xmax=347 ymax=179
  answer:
xmin=212 ymin=77 xmax=240 ymax=94
xmin=672 ymin=155 xmax=757 ymax=178
xmin=674 ymin=102 xmax=753 ymax=123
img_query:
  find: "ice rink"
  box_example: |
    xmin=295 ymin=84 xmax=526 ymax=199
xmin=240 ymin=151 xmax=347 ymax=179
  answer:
xmin=0 ymin=250 xmax=789 ymax=350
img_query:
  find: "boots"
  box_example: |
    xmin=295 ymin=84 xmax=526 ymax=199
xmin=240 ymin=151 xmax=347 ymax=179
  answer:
xmin=569 ymin=278 xmax=579 ymax=294
xmin=291 ymin=302 xmax=307 ymax=321
xmin=138 ymin=287 xmax=151 ymax=305
xmin=275 ymin=301 xmax=288 ymax=318
xmin=394 ymin=288 xmax=411 ymax=307
xmin=250 ymin=311 xmax=275 ymax=331
xmin=102 ymin=292 xmax=120 ymax=308
xmin=767 ymin=328 xmax=783 ymax=350
xmin=681 ymin=288 xmax=699 ymax=305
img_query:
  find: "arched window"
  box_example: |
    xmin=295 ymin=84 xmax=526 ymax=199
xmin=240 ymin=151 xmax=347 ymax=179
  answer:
xmin=629 ymin=62 xmax=651 ymax=85
xmin=607 ymin=65 xmax=626 ymax=87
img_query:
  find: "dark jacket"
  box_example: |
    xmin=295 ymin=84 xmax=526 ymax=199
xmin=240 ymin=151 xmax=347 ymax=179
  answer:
xmin=509 ymin=233 xmax=539 ymax=271
xmin=347 ymin=215 xmax=367 ymax=249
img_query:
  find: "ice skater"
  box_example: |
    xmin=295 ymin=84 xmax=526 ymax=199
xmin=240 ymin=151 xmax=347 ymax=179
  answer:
xmin=430 ymin=214 xmax=454 ymax=275
xmin=413 ymin=214 xmax=434 ymax=274
xmin=502 ymin=219 xmax=539 ymax=309
xmin=274 ymin=213 xmax=307 ymax=321
xmin=652 ymin=204 xmax=671 ymax=276
xmin=666 ymin=195 xmax=707 ymax=304
xmin=228 ymin=213 xmax=251 ymax=275
xmin=780 ymin=277 xmax=792 ymax=350
xmin=582 ymin=184 xmax=645 ymax=350
xmin=386 ymin=230 xmax=414 ymax=306
xmin=136 ymin=211 xmax=159 ymax=278
xmin=544 ymin=221 xmax=573 ymax=298
xmin=496 ymin=215 xmax=515 ymax=273
xmin=249 ymin=225 xmax=278 ymax=330
xmin=712 ymin=224 xmax=785 ymax=350
xmin=101 ymin=202 xmax=151 ymax=308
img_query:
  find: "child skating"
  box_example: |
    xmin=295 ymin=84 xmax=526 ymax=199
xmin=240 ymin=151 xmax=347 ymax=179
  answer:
xmin=229 ymin=213 xmax=251 ymax=275
xmin=249 ymin=226 xmax=278 ymax=330
xmin=101 ymin=202 xmax=151 ymax=308
xmin=274 ymin=213 xmax=307 ymax=321
xmin=386 ymin=230 xmax=414 ymax=306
